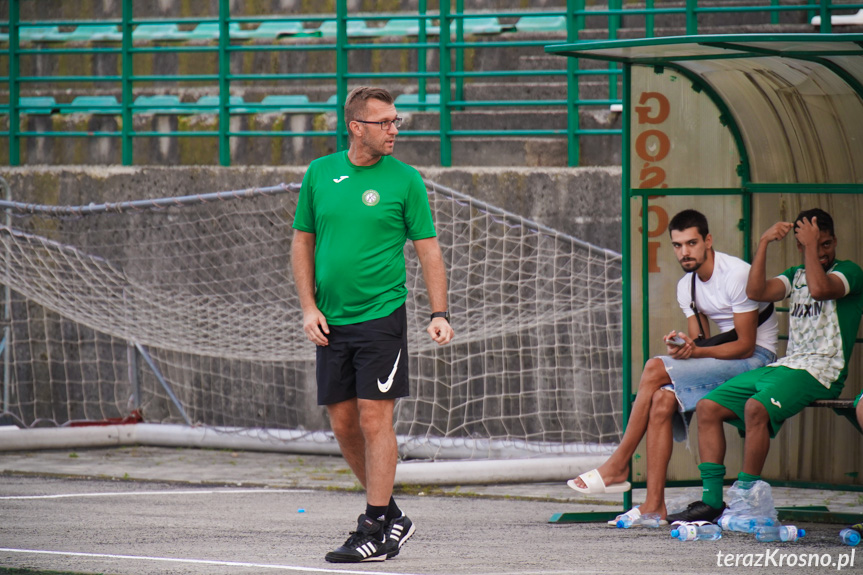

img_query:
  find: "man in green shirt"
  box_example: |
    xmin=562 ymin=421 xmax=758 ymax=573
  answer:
xmin=669 ymin=208 xmax=863 ymax=523
xmin=292 ymin=86 xmax=454 ymax=563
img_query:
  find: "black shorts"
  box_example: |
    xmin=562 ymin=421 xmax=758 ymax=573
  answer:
xmin=316 ymin=304 xmax=409 ymax=405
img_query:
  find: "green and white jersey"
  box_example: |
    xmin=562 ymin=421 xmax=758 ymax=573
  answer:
xmin=293 ymin=151 xmax=436 ymax=326
xmin=770 ymin=259 xmax=863 ymax=389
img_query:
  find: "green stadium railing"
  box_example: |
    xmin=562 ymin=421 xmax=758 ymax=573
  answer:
xmin=0 ymin=0 xmax=858 ymax=167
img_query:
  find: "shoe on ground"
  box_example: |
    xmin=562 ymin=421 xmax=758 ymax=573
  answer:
xmin=666 ymin=501 xmax=726 ymax=525
xmin=384 ymin=513 xmax=416 ymax=558
xmin=324 ymin=514 xmax=388 ymax=563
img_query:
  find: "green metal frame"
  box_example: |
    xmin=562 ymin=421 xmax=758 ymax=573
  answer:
xmin=546 ymin=32 xmax=863 ymax=524
xmin=1 ymin=0 xmax=856 ymax=166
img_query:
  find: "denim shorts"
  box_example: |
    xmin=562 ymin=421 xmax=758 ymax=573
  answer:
xmin=659 ymin=345 xmax=776 ymax=442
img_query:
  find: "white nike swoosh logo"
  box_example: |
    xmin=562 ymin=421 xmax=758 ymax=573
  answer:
xmin=377 ymin=349 xmax=401 ymax=393
xmin=771 ymin=398 xmax=782 ymax=408
xmin=333 ymin=176 xmax=349 ymax=183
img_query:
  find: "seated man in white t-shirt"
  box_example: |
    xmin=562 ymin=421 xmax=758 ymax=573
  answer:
xmin=568 ymin=209 xmax=778 ymax=526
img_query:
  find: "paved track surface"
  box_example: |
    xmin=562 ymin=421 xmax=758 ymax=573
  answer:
xmin=1 ymin=447 xmax=861 ymax=575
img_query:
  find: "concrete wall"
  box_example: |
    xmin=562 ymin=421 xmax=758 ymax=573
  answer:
xmin=0 ymin=165 xmax=622 ymax=251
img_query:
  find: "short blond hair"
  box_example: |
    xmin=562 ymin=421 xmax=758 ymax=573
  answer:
xmin=344 ymin=87 xmax=394 ymax=138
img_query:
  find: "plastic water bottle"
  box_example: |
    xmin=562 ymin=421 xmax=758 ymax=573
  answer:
xmin=839 ymin=528 xmax=861 ymax=546
xmin=617 ymin=513 xmax=662 ymax=528
xmin=754 ymin=525 xmax=805 ymax=542
xmin=670 ymin=524 xmax=722 ymax=541
xmin=718 ymin=515 xmax=776 ymax=533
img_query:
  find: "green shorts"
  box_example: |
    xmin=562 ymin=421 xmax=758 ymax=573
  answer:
xmin=702 ymin=365 xmax=841 ymax=437
xmin=855 ymin=389 xmax=862 ymax=409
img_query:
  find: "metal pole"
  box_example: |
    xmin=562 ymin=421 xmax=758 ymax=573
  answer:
xmin=820 ymin=0 xmax=832 ymax=33
xmin=121 ymin=0 xmax=133 ymax=165
xmin=2 ymin=176 xmax=11 ymax=414
xmin=454 ymin=0 xmax=464 ymax=108
xmin=127 ymin=342 xmax=141 ymax=411
xmin=646 ymin=0 xmax=655 ymax=37
xmin=685 ymin=0 xmax=697 ymax=35
xmin=134 ymin=342 xmax=192 ymax=426
xmin=418 ymin=0 xmax=427 ymax=109
xmin=336 ymin=0 xmax=348 ymax=151
xmin=620 ymin=64 xmax=633 ymax=513
xmin=439 ymin=0 xmax=452 ymax=166
xmin=567 ymin=0 xmax=581 ymax=166
xmin=218 ymin=0 xmax=231 ymax=165
xmin=608 ymin=0 xmax=620 ymax=103
xmin=9 ymin=0 xmax=20 ymax=166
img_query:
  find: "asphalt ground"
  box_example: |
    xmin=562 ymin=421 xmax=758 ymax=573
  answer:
xmin=1 ymin=446 xmax=861 ymax=575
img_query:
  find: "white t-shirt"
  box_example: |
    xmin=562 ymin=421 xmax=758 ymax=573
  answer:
xmin=676 ymin=251 xmax=778 ymax=354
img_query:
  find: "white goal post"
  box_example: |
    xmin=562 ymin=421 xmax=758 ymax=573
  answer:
xmin=0 ymin=176 xmax=623 ymax=481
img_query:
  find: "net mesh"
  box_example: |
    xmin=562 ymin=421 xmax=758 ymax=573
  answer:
xmin=0 ymin=180 xmax=623 ymax=459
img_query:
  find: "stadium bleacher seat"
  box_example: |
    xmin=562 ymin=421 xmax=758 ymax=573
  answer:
xmin=184 ymin=22 xmax=242 ymax=41
xmin=18 ymin=26 xmax=60 ymax=42
xmin=133 ymin=95 xmax=188 ymax=115
xmin=394 ymin=93 xmax=441 ymax=110
xmin=376 ymin=18 xmax=441 ymax=36
xmin=64 ymin=96 xmax=121 ymax=114
xmin=514 ymin=15 xmax=567 ymax=33
xmin=39 ymin=24 xmax=122 ymax=42
xmin=195 ymin=95 xmax=249 ymax=114
xmin=132 ymin=23 xmax=183 ymax=41
xmin=232 ymin=21 xmax=306 ymax=40
xmin=259 ymin=95 xmax=325 ymax=113
xmin=18 ymin=97 xmax=57 ymax=115
xmin=460 ymin=16 xmax=512 ymax=35
xmin=317 ymin=19 xmax=372 ymax=37
xmin=811 ymin=9 xmax=863 ymax=26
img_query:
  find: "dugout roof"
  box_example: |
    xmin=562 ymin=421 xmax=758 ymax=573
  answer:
xmin=547 ymin=34 xmax=863 ymax=185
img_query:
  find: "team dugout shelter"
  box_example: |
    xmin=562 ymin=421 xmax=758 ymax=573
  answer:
xmin=546 ymin=34 xmax=863 ymax=522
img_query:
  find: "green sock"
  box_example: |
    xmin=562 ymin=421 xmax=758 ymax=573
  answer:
xmin=699 ymin=462 xmax=726 ymax=509
xmin=737 ymin=472 xmax=760 ymax=489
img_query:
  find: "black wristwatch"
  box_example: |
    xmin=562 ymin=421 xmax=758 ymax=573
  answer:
xmin=430 ymin=311 xmax=450 ymax=323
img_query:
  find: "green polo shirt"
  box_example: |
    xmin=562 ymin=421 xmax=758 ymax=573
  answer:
xmin=293 ymin=151 xmax=436 ymax=325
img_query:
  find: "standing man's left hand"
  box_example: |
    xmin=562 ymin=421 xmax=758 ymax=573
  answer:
xmin=428 ymin=317 xmax=454 ymax=345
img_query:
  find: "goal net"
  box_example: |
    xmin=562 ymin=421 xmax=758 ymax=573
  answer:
xmin=0 ymin=180 xmax=623 ymax=461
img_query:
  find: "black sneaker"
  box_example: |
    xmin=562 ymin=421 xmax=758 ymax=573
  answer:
xmin=324 ymin=514 xmax=387 ymax=563
xmin=667 ymin=501 xmax=727 ymax=525
xmin=384 ymin=513 xmax=415 ymax=559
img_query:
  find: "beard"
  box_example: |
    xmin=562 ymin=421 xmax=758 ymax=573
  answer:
xmin=678 ymin=256 xmax=704 ymax=273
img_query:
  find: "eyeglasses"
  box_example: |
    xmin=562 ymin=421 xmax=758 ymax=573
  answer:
xmin=354 ymin=117 xmax=403 ymax=131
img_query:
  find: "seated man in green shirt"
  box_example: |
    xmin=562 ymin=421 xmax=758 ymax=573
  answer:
xmin=669 ymin=208 xmax=863 ymax=523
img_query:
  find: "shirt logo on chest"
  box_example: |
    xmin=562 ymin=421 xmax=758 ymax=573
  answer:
xmin=333 ymin=175 xmax=349 ymax=183
xmin=362 ymin=190 xmax=380 ymax=206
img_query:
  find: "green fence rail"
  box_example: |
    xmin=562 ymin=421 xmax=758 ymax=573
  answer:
xmin=0 ymin=0 xmax=858 ymax=167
